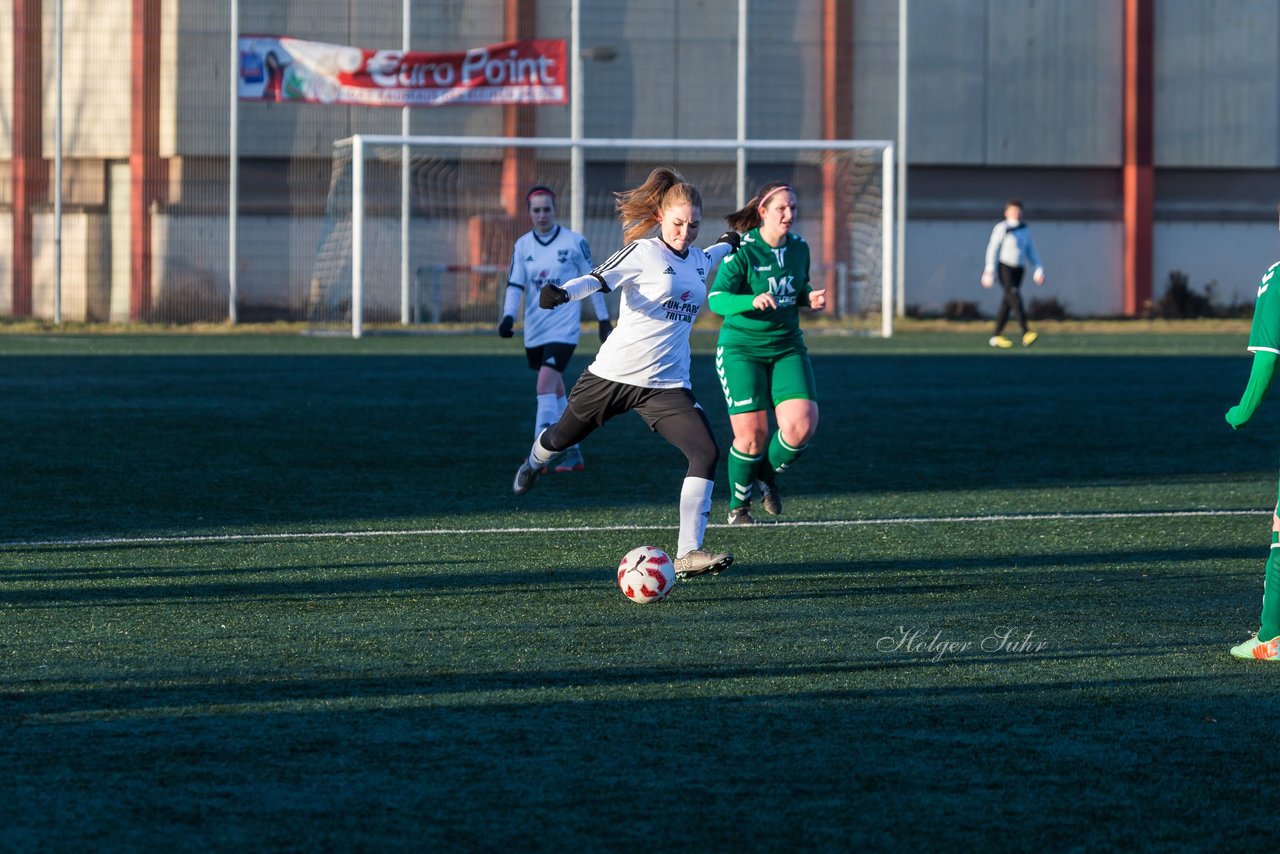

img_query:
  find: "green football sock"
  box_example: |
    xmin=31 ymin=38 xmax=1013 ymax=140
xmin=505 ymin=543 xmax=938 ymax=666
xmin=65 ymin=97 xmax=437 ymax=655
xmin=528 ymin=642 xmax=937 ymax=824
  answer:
xmin=1261 ymin=531 xmax=1280 ymax=643
xmin=765 ymin=431 xmax=806 ymax=481
xmin=728 ymin=446 xmax=763 ymax=510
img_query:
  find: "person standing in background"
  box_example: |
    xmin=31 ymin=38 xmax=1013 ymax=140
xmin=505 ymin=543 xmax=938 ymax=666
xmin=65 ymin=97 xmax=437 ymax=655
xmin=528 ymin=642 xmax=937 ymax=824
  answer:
xmin=981 ymin=199 xmax=1045 ymax=349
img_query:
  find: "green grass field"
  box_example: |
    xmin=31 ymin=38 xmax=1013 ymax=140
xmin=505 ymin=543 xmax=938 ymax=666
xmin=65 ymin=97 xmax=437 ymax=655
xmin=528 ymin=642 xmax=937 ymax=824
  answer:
xmin=3 ymin=324 xmax=1278 ymax=848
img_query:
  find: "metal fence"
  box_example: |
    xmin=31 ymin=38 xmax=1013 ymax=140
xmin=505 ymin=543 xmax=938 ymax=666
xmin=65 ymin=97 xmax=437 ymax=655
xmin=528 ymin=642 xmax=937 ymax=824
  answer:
xmin=3 ymin=0 xmax=870 ymax=327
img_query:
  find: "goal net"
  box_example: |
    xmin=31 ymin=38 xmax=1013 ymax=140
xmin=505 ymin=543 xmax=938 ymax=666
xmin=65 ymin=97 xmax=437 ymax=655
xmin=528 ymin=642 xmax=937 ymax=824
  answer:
xmin=311 ymin=135 xmax=893 ymax=337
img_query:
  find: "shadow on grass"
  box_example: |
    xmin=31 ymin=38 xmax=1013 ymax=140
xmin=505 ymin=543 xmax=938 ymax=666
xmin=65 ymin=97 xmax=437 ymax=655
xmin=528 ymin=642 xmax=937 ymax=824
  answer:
xmin=0 ymin=352 xmax=1272 ymax=541
xmin=5 ymin=674 xmax=1279 ymax=850
xmin=0 ymin=544 xmax=1258 ymax=613
xmin=1 ymin=660 xmax=1227 ymax=720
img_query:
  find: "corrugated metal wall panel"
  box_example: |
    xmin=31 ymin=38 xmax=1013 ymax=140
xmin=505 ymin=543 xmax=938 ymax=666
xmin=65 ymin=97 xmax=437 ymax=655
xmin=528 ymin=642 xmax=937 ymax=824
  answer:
xmin=1154 ymin=1 xmax=1279 ymax=167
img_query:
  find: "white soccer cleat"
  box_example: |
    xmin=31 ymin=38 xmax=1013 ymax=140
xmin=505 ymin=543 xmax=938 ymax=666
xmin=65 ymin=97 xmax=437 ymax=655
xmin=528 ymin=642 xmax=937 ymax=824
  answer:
xmin=673 ymin=549 xmax=734 ymax=579
xmin=1230 ymin=633 xmax=1280 ymax=661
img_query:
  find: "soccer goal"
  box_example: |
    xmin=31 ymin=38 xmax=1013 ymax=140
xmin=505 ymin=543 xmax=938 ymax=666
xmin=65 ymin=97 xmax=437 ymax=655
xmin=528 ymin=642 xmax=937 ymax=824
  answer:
xmin=312 ymin=134 xmax=894 ymax=338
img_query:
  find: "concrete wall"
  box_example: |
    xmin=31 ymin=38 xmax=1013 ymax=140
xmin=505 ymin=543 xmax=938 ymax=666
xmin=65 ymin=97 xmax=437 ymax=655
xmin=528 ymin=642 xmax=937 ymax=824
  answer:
xmin=906 ymin=219 xmax=1280 ymax=318
xmin=31 ymin=210 xmax=110 ymax=320
xmin=1154 ymin=223 xmax=1279 ymax=308
xmin=907 ymin=220 xmax=1125 ymax=317
xmin=38 ymin=0 xmax=132 ymax=159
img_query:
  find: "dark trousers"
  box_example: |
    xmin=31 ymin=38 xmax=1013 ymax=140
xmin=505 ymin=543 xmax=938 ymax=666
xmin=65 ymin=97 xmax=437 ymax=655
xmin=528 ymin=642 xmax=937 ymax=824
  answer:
xmin=541 ymin=371 xmax=720 ymax=480
xmin=994 ymin=263 xmax=1027 ymax=335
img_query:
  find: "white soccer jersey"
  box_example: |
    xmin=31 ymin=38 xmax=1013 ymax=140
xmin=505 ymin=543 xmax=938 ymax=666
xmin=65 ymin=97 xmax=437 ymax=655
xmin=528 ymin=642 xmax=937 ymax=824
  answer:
xmin=584 ymin=238 xmax=731 ymax=389
xmin=507 ymin=226 xmax=594 ymax=348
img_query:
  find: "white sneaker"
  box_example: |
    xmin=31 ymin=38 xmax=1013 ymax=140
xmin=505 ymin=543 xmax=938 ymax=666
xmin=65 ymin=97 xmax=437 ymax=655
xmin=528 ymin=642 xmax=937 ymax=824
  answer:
xmin=1230 ymin=633 xmax=1280 ymax=660
xmin=673 ymin=549 xmax=734 ymax=579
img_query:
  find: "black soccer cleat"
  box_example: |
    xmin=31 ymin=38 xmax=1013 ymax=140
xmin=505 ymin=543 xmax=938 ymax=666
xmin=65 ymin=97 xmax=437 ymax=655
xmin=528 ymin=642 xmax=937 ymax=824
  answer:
xmin=512 ymin=460 xmax=541 ymax=495
xmin=757 ymin=480 xmax=782 ymax=516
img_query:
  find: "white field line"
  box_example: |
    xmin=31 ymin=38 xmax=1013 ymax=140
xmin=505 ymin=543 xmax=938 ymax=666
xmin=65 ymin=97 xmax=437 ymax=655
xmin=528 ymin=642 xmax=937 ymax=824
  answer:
xmin=0 ymin=508 xmax=1266 ymax=550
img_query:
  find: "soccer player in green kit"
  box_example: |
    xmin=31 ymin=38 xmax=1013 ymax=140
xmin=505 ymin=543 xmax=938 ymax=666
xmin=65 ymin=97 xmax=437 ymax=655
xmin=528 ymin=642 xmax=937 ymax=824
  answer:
xmin=1228 ymin=212 xmax=1280 ymax=659
xmin=709 ymin=182 xmax=826 ymax=525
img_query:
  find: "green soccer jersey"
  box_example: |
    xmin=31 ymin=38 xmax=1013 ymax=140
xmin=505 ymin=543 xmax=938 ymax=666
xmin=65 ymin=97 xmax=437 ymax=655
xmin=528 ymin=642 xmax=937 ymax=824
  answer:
xmin=709 ymin=229 xmax=812 ymax=352
xmin=1249 ymin=261 xmax=1280 ymax=353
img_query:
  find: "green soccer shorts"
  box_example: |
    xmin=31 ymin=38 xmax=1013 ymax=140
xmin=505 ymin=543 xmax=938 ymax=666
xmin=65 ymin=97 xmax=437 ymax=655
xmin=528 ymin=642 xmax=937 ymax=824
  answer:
xmin=715 ymin=343 xmax=817 ymax=415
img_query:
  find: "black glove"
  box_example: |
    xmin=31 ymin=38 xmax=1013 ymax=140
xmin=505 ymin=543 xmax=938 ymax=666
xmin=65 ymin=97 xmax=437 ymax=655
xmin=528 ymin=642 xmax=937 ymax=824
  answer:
xmin=539 ymin=284 xmax=569 ymax=309
xmin=497 ymin=315 xmax=515 ymax=338
xmin=598 ymin=319 xmax=613 ymax=343
xmin=716 ymin=230 xmax=741 ymax=252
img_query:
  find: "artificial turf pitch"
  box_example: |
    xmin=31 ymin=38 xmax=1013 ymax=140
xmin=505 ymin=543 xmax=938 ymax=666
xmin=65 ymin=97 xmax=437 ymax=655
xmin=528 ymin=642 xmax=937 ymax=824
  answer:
xmin=2 ymin=327 xmax=1278 ymax=848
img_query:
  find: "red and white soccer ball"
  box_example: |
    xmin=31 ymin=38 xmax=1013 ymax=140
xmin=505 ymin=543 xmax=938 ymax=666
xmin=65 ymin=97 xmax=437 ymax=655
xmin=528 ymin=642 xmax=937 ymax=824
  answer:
xmin=616 ymin=546 xmax=675 ymax=604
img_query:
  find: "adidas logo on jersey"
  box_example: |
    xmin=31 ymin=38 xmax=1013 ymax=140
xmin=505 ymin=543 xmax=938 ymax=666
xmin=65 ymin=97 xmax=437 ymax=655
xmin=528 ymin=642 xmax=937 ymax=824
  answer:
xmin=662 ymin=266 xmax=676 ymax=275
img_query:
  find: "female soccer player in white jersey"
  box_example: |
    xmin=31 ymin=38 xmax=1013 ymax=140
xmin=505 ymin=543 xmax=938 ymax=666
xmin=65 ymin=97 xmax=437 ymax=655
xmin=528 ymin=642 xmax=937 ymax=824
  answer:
xmin=499 ymin=186 xmax=612 ymax=473
xmin=511 ymin=167 xmax=741 ymax=579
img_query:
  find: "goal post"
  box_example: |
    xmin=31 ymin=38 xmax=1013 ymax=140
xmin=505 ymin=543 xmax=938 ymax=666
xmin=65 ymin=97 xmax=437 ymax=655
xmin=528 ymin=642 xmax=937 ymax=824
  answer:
xmin=315 ymin=134 xmax=894 ymax=339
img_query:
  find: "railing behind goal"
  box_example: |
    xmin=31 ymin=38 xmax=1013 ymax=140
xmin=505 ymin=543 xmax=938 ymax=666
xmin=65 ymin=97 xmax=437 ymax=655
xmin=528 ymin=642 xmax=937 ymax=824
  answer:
xmin=312 ymin=135 xmax=894 ymax=338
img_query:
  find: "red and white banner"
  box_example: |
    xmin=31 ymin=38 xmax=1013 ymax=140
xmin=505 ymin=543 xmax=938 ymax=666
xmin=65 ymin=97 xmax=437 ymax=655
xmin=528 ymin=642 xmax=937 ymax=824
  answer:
xmin=238 ymin=35 xmax=567 ymax=107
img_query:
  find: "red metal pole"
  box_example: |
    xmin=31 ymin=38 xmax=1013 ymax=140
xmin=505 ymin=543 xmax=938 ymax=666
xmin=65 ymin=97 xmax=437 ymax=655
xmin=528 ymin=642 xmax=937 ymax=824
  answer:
xmin=821 ymin=0 xmax=853 ymax=313
xmin=12 ymin=0 xmax=46 ymax=317
xmin=501 ymin=0 xmax=537 ymax=216
xmin=1122 ymin=0 xmax=1154 ymax=316
xmin=130 ymin=0 xmax=166 ymax=320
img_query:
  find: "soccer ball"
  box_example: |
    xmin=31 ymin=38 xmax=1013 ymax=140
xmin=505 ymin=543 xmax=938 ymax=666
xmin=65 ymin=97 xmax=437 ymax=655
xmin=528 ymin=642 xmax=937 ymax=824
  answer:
xmin=616 ymin=546 xmax=675 ymax=604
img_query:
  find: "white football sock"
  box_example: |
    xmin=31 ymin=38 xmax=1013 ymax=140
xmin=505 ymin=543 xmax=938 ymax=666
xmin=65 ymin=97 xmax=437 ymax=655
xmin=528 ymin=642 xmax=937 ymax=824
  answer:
xmin=535 ymin=393 xmax=559 ymax=440
xmin=677 ymin=476 xmax=714 ymax=558
xmin=528 ymin=429 xmax=558 ymax=467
